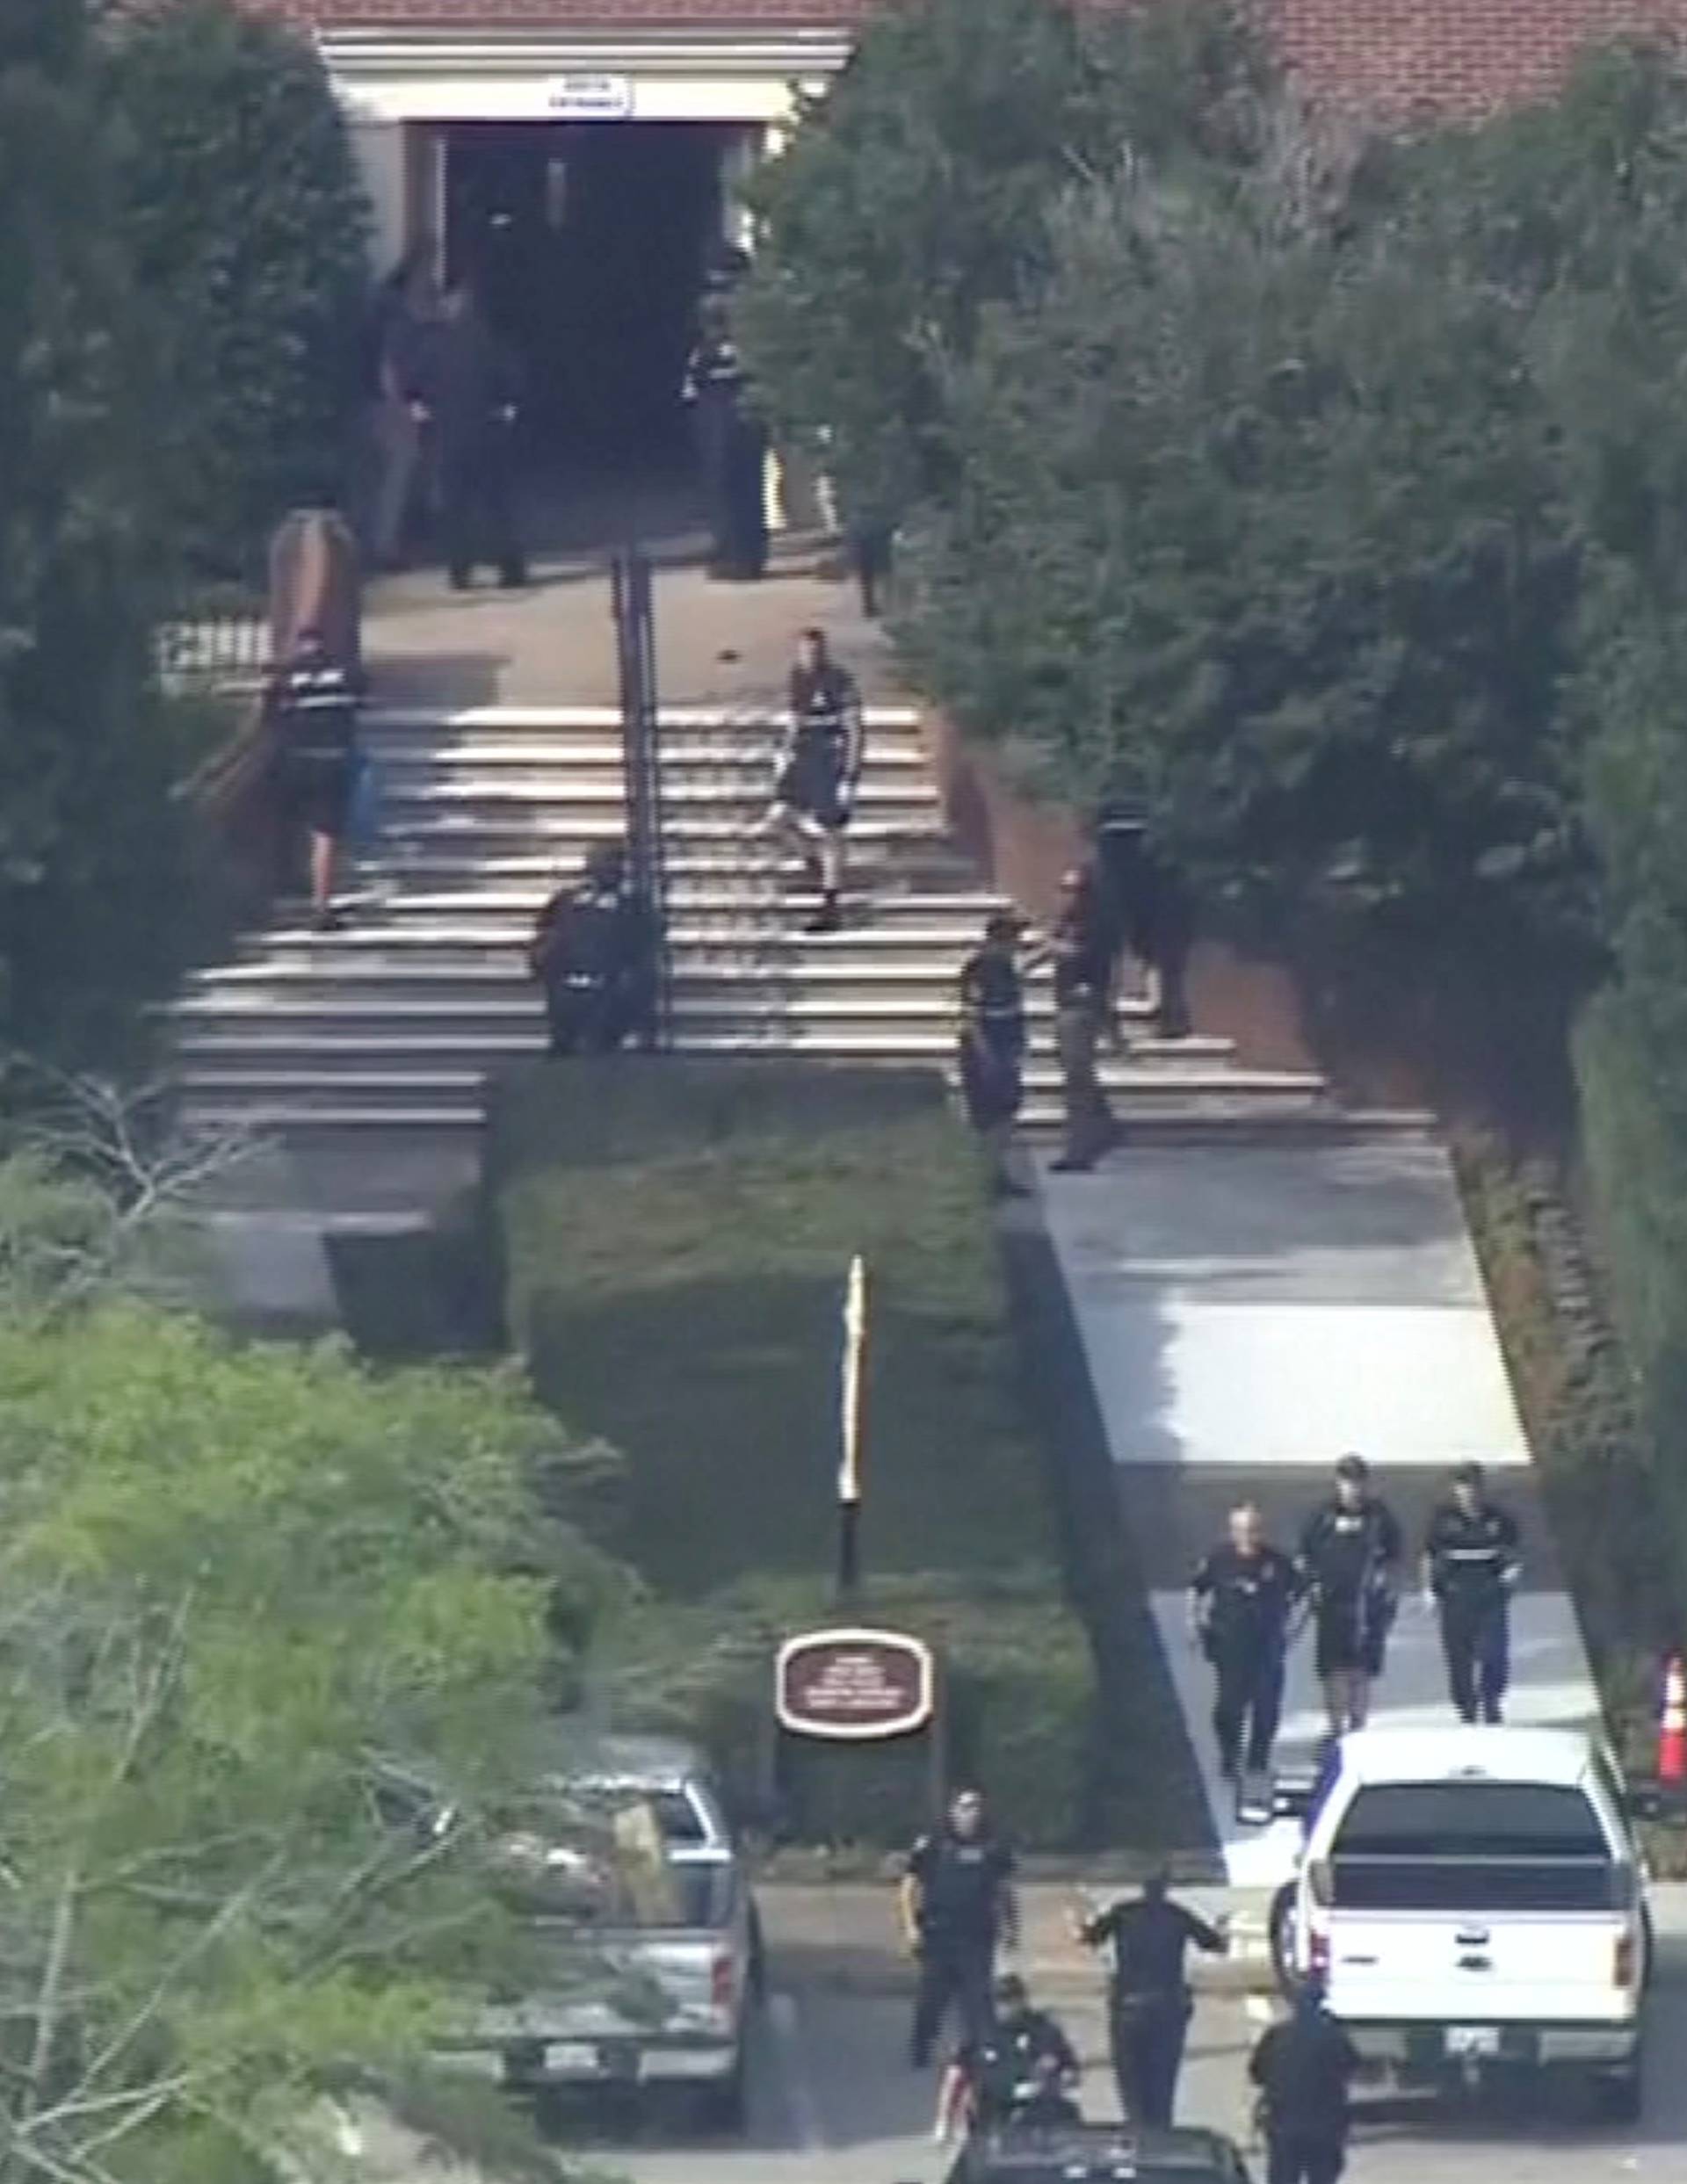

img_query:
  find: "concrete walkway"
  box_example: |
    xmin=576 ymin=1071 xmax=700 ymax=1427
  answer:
xmin=1034 ymin=1134 xmax=1602 ymax=1886
xmin=363 ymin=532 xmax=900 ymax=709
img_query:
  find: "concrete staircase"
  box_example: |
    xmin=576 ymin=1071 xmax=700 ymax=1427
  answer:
xmin=172 ymin=705 xmax=1329 ymax=1132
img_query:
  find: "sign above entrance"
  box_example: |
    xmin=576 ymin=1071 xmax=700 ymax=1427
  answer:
xmin=544 ymin=73 xmax=633 ymax=119
xmin=776 ymin=1628 xmax=935 ymax=1742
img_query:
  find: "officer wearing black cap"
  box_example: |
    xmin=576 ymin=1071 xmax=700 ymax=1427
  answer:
xmin=901 ymin=1788 xmax=1018 ymax=2069
xmin=958 ymin=911 xmax=1029 ymax=1197
xmin=1298 ymin=1453 xmax=1403 ymax=1740
xmin=1073 ymin=1868 xmax=1226 ymax=2127
xmin=1422 ymin=1460 xmax=1521 ymax=1725
xmin=1189 ymin=1501 xmax=1304 ymax=1783
xmin=1249 ymin=1976 xmax=1361 ymax=2184
xmin=938 ymin=1972 xmax=1080 ymax=2140
xmin=527 ymin=843 xmax=660 ymax=1055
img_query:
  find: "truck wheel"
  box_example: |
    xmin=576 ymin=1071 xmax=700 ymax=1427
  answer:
xmin=747 ymin=1898 xmax=768 ymax=2004
xmin=1269 ymin=1884 xmax=1299 ymax=1996
xmin=1601 ymin=2058 xmax=1643 ymax=2126
xmin=698 ymin=2052 xmax=749 ymax=2136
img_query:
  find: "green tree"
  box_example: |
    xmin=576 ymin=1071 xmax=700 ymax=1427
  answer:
xmin=738 ymin=0 xmax=1272 ymax=527
xmin=0 ymin=1152 xmax=631 ymax=2183
xmin=0 ymin=0 xmax=192 ymax=1059
xmin=105 ymin=0 xmax=370 ymax=581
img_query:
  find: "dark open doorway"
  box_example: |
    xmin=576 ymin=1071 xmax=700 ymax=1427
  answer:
xmin=444 ymin=120 xmax=736 ymax=537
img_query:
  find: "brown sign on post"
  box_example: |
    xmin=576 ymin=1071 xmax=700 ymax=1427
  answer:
xmin=776 ymin=1627 xmax=935 ymax=1742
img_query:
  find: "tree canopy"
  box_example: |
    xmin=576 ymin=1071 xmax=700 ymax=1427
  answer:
xmin=0 ymin=1152 xmax=630 ymax=2184
xmin=0 ymin=1 xmax=190 ymax=1058
xmin=104 ymin=0 xmax=370 ymax=582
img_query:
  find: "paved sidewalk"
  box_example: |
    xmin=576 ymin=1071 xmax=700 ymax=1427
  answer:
xmin=1033 ymin=1135 xmax=1603 ymax=1888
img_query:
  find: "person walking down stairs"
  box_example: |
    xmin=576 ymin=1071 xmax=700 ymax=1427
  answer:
xmin=957 ymin=911 xmax=1031 ymax=1199
xmin=1045 ymin=864 xmax=1122 ymax=1174
xmin=757 ymin=627 xmax=865 ymax=935
xmin=264 ymin=627 xmax=362 ymax=933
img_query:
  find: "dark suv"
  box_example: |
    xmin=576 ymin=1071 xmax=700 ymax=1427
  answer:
xmin=937 ymin=2122 xmax=1254 ymax=2183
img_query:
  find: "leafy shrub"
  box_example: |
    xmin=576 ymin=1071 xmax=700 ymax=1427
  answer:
xmin=105 ymin=0 xmax=370 ymax=580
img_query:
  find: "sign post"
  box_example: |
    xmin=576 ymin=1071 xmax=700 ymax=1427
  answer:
xmin=837 ymin=1255 xmax=867 ymax=1602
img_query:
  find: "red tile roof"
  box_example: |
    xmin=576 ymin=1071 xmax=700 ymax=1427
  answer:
xmin=282 ymin=0 xmax=1687 ymax=119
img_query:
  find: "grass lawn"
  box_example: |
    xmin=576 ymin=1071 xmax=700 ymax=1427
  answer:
xmin=488 ymin=1062 xmax=1048 ymax=1598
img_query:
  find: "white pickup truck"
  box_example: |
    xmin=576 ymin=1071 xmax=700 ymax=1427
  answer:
xmin=1271 ymin=1725 xmax=1656 ymax=2121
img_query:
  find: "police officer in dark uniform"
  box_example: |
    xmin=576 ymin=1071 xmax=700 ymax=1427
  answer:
xmin=1249 ymin=1979 xmax=1362 ymax=2184
xmin=958 ymin=912 xmax=1029 ymax=1197
xmin=1045 ymin=865 xmax=1119 ymax=1174
xmin=762 ymin=627 xmax=864 ymax=933
xmin=1299 ymin=1453 xmax=1403 ymax=1741
xmin=527 ymin=843 xmax=660 ymax=1056
xmin=266 ymin=626 xmax=362 ymax=931
xmin=412 ymin=285 xmax=525 ymax=593
xmin=901 ymin=1787 xmax=1018 ymax=2069
xmin=1189 ymin=1502 xmax=1304 ymax=1785
xmin=1422 ymin=1460 xmax=1521 ymax=1725
xmin=682 ymin=300 xmax=765 ymax=580
xmin=1074 ymin=1868 xmax=1226 ymax=2127
xmin=939 ymin=1972 xmax=1081 ymax=2142
xmin=1093 ymin=806 xmax=1196 ymax=1041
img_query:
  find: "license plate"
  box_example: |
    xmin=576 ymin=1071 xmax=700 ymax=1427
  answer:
xmin=549 ymin=2042 xmax=599 ymax=2073
xmin=1445 ymin=2026 xmax=1501 ymax=2058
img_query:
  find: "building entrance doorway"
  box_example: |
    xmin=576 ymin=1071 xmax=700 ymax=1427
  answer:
xmin=444 ymin=119 xmax=739 ymax=522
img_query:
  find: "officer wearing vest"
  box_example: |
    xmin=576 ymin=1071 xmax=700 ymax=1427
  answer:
xmin=1074 ymin=1869 xmax=1226 ymax=2128
xmin=527 ymin=843 xmax=660 ymax=1056
xmin=683 ymin=302 xmax=764 ymax=580
xmin=1298 ymin=1453 xmax=1403 ymax=1741
xmin=1422 ymin=1460 xmax=1521 ymax=1725
xmin=936 ymin=1975 xmax=1080 ymax=2144
xmin=958 ymin=912 xmax=1029 ymax=1198
xmin=266 ymin=627 xmax=361 ymax=932
xmin=1249 ymin=1977 xmax=1362 ymax=2184
xmin=761 ymin=628 xmax=865 ymax=933
xmin=1046 ymin=864 xmax=1119 ymax=1173
xmin=1189 ymin=1502 xmax=1304 ymax=1783
xmin=901 ymin=1788 xmax=1018 ymax=2070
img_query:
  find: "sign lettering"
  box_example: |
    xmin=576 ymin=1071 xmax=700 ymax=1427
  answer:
xmin=776 ymin=1627 xmax=935 ymax=1742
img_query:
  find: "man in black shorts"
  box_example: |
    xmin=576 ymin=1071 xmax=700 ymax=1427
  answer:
xmin=267 ymin=627 xmax=361 ymax=931
xmin=760 ymin=627 xmax=864 ymax=934
xmin=1298 ymin=1453 xmax=1402 ymax=1740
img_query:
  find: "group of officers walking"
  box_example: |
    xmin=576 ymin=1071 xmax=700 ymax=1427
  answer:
xmin=901 ymin=1786 xmax=1364 ymax=2183
xmin=1190 ymin=1451 xmax=1521 ymax=1785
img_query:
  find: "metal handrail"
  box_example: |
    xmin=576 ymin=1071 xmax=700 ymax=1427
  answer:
xmin=611 ymin=544 xmax=671 ymax=1049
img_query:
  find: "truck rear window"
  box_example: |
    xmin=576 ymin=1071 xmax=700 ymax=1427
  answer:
xmin=1331 ymin=1781 xmax=1619 ymax=1911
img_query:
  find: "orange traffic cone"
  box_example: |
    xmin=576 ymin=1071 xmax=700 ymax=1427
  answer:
xmin=1659 ymin=1656 xmax=1686 ymax=1788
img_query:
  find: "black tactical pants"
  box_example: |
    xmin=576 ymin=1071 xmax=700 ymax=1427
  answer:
xmin=1266 ymin=2133 xmax=1346 ymax=2184
xmin=1110 ymin=1991 xmax=1191 ymax=2127
xmin=909 ymin=1938 xmax=993 ymax=2067
xmin=1439 ymin=1590 xmax=1510 ymax=1724
xmin=1213 ymin=1641 xmax=1285 ymax=1777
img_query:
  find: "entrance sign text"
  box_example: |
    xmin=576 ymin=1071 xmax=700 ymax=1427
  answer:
xmin=776 ymin=1628 xmax=935 ymax=1741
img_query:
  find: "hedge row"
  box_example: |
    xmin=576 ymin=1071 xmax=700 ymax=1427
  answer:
xmin=482 ymin=1059 xmax=1184 ymax=1850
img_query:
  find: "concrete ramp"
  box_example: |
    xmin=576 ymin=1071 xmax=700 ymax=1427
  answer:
xmin=1036 ymin=1135 xmax=1602 ymax=1886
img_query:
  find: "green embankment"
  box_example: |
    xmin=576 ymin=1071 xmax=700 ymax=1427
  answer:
xmin=483 ymin=1059 xmax=1191 ymax=1850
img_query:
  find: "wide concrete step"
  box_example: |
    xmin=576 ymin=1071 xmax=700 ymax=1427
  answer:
xmin=354 ymin=852 xmax=984 ymax=889
xmin=218 ymin=929 xmax=1059 ymax=972
xmin=386 ymin=813 xmax=947 ymax=844
xmin=337 ymin=893 xmax=1017 ymax=937
xmin=367 ymin=741 xmax=930 ymax=775
xmin=361 ymin=704 xmax=924 ymax=734
xmin=375 ymin=787 xmax=939 ymax=828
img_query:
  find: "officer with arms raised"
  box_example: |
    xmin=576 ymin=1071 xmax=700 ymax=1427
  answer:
xmin=1422 ymin=1459 xmax=1521 ymax=1725
xmin=901 ymin=1787 xmax=1018 ymax=2070
xmin=1189 ymin=1501 xmax=1303 ymax=1788
xmin=1073 ymin=1866 xmax=1227 ymax=2127
xmin=1298 ymin=1453 xmax=1402 ymax=1741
